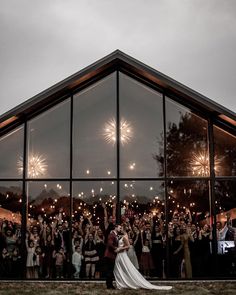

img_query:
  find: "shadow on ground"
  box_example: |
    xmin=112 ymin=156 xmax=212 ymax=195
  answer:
xmin=0 ymin=282 xmax=236 ymax=295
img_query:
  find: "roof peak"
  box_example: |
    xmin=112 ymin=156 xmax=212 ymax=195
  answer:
xmin=1 ymin=50 xmax=236 ymax=133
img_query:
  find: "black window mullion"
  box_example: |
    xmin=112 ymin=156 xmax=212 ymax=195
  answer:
xmin=208 ymin=117 xmax=217 ymax=276
xmin=163 ymin=93 xmax=170 ymax=278
xmin=116 ymin=71 xmax=120 ymax=222
xmin=69 ymin=95 xmax=73 ymax=278
xmin=22 ymin=120 xmax=28 ymax=279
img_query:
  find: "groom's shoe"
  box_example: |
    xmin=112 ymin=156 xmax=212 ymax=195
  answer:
xmin=107 ymin=285 xmax=116 ymax=289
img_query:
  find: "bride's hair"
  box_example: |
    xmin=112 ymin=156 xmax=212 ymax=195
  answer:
xmin=121 ymin=226 xmax=128 ymax=235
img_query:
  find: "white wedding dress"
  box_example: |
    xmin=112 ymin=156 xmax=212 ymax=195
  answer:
xmin=114 ymin=237 xmax=172 ymax=290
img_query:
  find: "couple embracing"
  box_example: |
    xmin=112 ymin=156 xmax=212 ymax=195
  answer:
xmin=104 ymin=224 xmax=172 ymax=290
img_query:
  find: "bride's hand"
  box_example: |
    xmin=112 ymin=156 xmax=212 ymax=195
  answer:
xmin=114 ymin=247 xmax=119 ymax=253
xmin=115 ymin=247 xmax=123 ymax=253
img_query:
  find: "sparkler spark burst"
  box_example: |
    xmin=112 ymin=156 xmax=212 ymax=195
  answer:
xmin=190 ymin=151 xmax=221 ymax=176
xmin=18 ymin=154 xmax=47 ymax=178
xmin=103 ymin=118 xmax=133 ymax=145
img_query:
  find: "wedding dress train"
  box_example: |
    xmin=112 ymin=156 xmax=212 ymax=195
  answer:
xmin=114 ymin=238 xmax=172 ymax=290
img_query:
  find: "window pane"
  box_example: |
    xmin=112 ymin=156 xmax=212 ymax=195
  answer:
xmin=213 ymin=126 xmax=236 ymax=176
xmin=167 ymin=180 xmax=212 ymax=278
xmin=27 ymin=181 xmax=70 ymax=279
xmin=73 ymin=73 xmax=116 ymax=178
xmin=72 ymin=181 xmax=116 ymax=278
xmin=119 ymin=73 xmax=164 ymax=177
xmin=214 ymin=180 xmax=236 ymax=277
xmin=120 ymin=180 xmax=166 ymax=278
xmin=166 ymin=98 xmax=209 ymax=177
xmin=27 ymin=99 xmax=70 ymax=178
xmin=0 ymin=181 xmax=22 ymax=278
xmin=0 ymin=126 xmax=23 ymax=178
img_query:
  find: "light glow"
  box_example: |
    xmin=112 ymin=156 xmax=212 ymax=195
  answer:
xmin=103 ymin=117 xmax=133 ymax=145
xmin=18 ymin=154 xmax=47 ymax=178
xmin=190 ymin=151 xmax=221 ymax=176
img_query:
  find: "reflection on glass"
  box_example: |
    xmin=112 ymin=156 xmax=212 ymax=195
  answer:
xmin=72 ymin=181 xmax=116 ymax=278
xmin=73 ymin=73 xmax=116 ymax=178
xmin=27 ymin=181 xmax=70 ymax=279
xmin=0 ymin=127 xmax=23 ymax=178
xmin=167 ymin=180 xmax=212 ymax=278
xmin=27 ymin=99 xmax=70 ymax=178
xmin=120 ymin=73 xmax=164 ymax=177
xmin=120 ymin=181 xmax=165 ymax=217
xmin=167 ymin=180 xmax=210 ymax=227
xmin=166 ymin=98 xmax=209 ymax=177
xmin=214 ymin=126 xmax=236 ymax=176
xmin=0 ymin=181 xmax=22 ymax=278
xmin=120 ymin=181 xmax=166 ymax=278
xmin=214 ymin=180 xmax=236 ymax=277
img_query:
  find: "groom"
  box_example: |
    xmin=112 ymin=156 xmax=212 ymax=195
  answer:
xmin=104 ymin=223 xmax=122 ymax=289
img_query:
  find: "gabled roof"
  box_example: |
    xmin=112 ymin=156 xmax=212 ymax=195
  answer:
xmin=1 ymin=49 xmax=236 ymax=133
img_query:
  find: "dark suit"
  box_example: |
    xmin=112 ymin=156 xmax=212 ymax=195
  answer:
xmin=104 ymin=231 xmax=118 ymax=288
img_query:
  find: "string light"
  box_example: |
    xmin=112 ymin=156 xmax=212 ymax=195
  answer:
xmin=129 ymin=163 xmax=136 ymax=170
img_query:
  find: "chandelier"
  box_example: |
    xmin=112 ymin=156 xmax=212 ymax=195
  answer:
xmin=18 ymin=154 xmax=47 ymax=178
xmin=103 ymin=117 xmax=133 ymax=145
xmin=190 ymin=151 xmax=221 ymax=176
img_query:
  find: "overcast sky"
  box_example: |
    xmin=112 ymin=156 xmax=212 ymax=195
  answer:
xmin=1 ymin=0 xmax=236 ymax=116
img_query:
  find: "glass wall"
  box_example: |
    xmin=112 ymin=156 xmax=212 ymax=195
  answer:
xmin=166 ymin=98 xmax=209 ymax=177
xmin=213 ymin=126 xmax=236 ymax=176
xmin=0 ymin=181 xmax=22 ymax=278
xmin=214 ymin=180 xmax=236 ymax=277
xmin=27 ymin=99 xmax=70 ymax=178
xmin=119 ymin=73 xmax=164 ymax=178
xmin=167 ymin=180 xmax=212 ymax=278
xmin=73 ymin=73 xmax=116 ymax=178
xmin=120 ymin=181 xmax=166 ymax=278
xmin=1 ymin=70 xmax=236 ymax=280
xmin=0 ymin=126 xmax=24 ymax=178
xmin=72 ymin=181 xmax=116 ymax=279
xmin=26 ymin=181 xmax=70 ymax=279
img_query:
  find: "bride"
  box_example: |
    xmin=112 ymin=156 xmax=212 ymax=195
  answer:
xmin=114 ymin=230 xmax=172 ymax=290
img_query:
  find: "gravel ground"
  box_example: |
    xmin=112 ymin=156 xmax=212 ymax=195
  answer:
xmin=0 ymin=281 xmax=236 ymax=295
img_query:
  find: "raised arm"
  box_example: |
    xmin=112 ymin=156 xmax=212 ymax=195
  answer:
xmin=102 ymin=203 xmax=109 ymax=230
xmin=87 ymin=215 xmax=94 ymax=232
xmin=184 ymin=208 xmax=191 ymax=223
xmin=112 ymin=203 xmax=116 ymax=222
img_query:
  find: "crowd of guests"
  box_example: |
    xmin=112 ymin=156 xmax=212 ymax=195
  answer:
xmin=0 ymin=204 xmax=235 ymax=279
